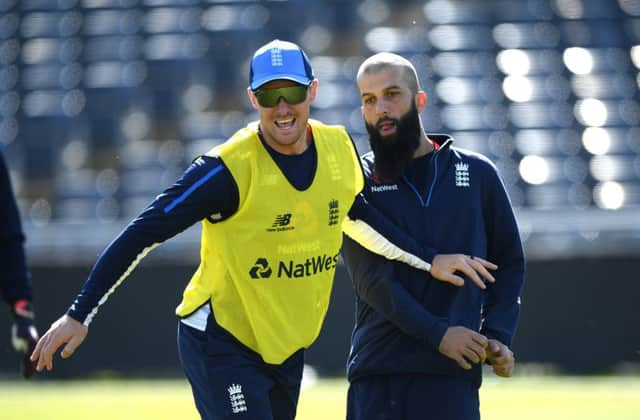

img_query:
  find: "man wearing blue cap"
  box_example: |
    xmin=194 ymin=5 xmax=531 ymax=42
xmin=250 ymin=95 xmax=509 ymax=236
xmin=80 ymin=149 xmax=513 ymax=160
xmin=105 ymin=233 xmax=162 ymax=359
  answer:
xmin=31 ymin=39 xmax=496 ymax=420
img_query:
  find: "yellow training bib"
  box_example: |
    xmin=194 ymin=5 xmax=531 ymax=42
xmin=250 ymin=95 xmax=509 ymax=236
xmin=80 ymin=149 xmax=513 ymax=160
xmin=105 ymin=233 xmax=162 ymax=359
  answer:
xmin=176 ymin=120 xmax=363 ymax=364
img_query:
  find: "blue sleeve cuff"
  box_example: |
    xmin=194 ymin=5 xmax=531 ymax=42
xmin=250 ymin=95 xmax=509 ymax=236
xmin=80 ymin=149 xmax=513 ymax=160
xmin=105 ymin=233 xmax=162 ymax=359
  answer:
xmin=66 ymin=305 xmax=86 ymax=324
xmin=424 ymin=317 xmax=449 ymax=349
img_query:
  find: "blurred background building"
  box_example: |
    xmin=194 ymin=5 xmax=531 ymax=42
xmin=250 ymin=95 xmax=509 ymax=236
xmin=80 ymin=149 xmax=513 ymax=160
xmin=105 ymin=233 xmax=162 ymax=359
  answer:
xmin=1 ymin=0 xmax=639 ymax=377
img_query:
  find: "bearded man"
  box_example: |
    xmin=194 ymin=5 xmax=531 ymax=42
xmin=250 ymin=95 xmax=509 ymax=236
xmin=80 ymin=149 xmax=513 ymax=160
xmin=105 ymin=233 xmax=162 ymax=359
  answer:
xmin=341 ymin=52 xmax=526 ymax=420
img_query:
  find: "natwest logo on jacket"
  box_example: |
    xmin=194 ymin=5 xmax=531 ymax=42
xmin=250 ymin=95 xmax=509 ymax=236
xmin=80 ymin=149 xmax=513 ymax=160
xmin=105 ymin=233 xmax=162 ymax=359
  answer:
xmin=369 ymin=175 xmax=399 ymax=192
xmin=370 ymin=184 xmax=399 ymax=192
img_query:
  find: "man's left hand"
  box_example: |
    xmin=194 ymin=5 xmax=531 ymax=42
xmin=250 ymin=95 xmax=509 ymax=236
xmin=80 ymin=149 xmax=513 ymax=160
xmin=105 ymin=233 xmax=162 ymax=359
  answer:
xmin=486 ymin=339 xmax=514 ymax=377
xmin=11 ymin=300 xmax=39 ymax=378
xmin=431 ymin=254 xmax=497 ymax=289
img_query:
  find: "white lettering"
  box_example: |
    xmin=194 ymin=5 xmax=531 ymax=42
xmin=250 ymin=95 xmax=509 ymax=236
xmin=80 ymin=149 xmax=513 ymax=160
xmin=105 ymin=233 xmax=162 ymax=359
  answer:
xmin=370 ymin=184 xmax=399 ymax=192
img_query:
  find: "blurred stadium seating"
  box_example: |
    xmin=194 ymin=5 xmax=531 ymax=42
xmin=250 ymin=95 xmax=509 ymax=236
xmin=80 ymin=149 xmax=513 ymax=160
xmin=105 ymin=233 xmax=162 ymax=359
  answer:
xmin=1 ymin=0 xmax=639 ymax=263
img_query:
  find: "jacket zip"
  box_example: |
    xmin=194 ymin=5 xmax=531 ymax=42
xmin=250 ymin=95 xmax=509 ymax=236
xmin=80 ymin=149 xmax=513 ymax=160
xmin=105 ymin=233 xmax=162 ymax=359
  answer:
xmin=425 ymin=151 xmax=439 ymax=207
xmin=403 ymin=148 xmax=441 ymax=208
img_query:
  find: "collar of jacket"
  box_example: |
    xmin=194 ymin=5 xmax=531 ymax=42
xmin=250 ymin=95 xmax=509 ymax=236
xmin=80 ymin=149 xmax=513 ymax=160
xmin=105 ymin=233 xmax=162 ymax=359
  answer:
xmin=426 ymin=133 xmax=453 ymax=151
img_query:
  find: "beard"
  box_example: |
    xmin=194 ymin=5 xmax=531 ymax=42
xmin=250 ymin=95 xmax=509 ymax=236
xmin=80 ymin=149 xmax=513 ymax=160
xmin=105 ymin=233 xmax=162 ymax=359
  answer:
xmin=365 ymin=103 xmax=421 ymax=181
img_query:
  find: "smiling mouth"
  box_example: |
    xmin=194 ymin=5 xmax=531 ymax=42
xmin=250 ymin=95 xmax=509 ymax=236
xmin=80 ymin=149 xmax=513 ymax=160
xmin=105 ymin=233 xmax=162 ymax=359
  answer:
xmin=275 ymin=118 xmax=296 ymax=130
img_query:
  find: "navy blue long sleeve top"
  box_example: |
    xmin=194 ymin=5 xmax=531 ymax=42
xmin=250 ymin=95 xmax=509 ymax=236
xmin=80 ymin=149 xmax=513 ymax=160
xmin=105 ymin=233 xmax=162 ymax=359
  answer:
xmin=0 ymin=150 xmax=31 ymax=306
xmin=341 ymin=135 xmax=525 ymax=384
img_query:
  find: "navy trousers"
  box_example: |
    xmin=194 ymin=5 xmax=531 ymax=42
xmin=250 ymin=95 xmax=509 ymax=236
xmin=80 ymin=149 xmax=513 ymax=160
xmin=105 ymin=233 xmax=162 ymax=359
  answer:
xmin=347 ymin=374 xmax=480 ymax=420
xmin=177 ymin=319 xmax=304 ymax=420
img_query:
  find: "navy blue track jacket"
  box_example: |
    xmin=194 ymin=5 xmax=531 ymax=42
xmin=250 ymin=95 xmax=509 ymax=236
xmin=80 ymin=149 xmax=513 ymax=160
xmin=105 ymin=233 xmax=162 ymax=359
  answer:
xmin=341 ymin=134 xmax=525 ymax=384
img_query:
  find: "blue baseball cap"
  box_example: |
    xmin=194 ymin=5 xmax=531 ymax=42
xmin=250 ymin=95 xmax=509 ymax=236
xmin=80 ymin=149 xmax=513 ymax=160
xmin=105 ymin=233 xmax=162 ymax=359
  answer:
xmin=249 ymin=39 xmax=314 ymax=91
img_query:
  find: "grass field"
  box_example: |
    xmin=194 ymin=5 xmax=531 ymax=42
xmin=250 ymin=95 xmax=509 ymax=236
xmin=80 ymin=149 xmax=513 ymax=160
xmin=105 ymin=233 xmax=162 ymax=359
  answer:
xmin=1 ymin=375 xmax=639 ymax=419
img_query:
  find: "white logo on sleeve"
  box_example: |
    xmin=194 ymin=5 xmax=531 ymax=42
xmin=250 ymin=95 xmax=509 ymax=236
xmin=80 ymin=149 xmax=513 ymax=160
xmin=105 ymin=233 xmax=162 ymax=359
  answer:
xmin=455 ymin=162 xmax=470 ymax=187
xmin=228 ymin=383 xmax=248 ymax=414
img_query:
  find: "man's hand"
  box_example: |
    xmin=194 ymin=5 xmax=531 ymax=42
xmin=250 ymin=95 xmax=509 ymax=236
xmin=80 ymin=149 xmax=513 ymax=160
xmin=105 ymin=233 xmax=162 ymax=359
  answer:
xmin=11 ymin=300 xmax=39 ymax=378
xmin=431 ymin=254 xmax=497 ymax=289
xmin=438 ymin=326 xmax=488 ymax=370
xmin=30 ymin=314 xmax=88 ymax=373
xmin=486 ymin=339 xmax=515 ymax=377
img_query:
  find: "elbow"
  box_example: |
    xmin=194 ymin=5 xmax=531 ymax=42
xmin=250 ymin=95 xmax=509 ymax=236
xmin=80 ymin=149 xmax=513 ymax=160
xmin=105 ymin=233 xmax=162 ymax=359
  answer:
xmin=353 ymin=263 xmax=395 ymax=306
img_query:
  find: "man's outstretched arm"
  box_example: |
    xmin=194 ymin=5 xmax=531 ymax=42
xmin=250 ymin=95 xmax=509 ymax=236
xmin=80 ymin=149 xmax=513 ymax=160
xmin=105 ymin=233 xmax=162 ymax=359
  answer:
xmin=31 ymin=156 xmax=238 ymax=372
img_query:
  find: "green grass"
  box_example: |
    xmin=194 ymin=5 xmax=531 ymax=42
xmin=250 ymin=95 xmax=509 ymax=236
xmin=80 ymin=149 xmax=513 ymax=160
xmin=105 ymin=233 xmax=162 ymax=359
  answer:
xmin=1 ymin=375 xmax=639 ymax=419
xmin=480 ymin=375 xmax=640 ymax=420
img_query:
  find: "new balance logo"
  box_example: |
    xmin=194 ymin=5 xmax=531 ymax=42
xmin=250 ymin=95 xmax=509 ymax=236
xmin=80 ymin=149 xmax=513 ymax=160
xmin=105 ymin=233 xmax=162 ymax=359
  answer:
xmin=267 ymin=213 xmax=295 ymax=232
xmin=249 ymin=258 xmax=272 ymax=279
xmin=328 ymin=199 xmax=339 ymax=226
xmin=455 ymin=161 xmax=470 ymax=187
xmin=228 ymin=383 xmax=247 ymax=414
xmin=272 ymin=213 xmax=291 ymax=227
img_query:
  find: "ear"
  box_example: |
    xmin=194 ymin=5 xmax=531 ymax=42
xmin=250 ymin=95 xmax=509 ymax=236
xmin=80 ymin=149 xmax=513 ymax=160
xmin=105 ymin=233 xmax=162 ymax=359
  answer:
xmin=247 ymin=87 xmax=259 ymax=110
xmin=307 ymin=79 xmax=319 ymax=102
xmin=415 ymin=90 xmax=427 ymax=112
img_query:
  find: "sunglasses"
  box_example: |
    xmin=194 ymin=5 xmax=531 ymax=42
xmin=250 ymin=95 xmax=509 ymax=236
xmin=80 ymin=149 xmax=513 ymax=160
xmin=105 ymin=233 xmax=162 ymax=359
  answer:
xmin=253 ymin=85 xmax=309 ymax=108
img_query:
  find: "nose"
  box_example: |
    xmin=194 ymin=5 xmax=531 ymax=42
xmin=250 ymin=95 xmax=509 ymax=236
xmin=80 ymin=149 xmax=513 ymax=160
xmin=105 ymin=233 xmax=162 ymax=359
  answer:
xmin=374 ymin=98 xmax=388 ymax=115
xmin=275 ymin=96 xmax=290 ymax=111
